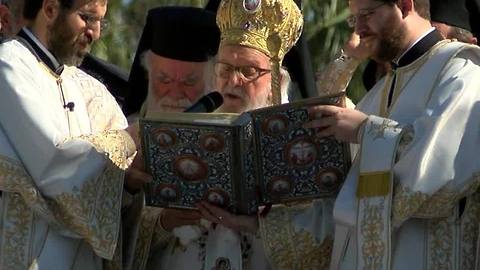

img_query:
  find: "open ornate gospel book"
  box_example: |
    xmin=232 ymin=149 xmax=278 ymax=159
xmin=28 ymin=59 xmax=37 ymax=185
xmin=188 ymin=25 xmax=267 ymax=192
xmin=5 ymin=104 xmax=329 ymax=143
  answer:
xmin=140 ymin=93 xmax=350 ymax=214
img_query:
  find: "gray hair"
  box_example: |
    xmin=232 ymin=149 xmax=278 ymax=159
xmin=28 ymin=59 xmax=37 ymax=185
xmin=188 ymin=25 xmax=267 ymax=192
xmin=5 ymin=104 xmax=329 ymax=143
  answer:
xmin=140 ymin=50 xmax=152 ymax=74
xmin=450 ymin=26 xmax=476 ymax=44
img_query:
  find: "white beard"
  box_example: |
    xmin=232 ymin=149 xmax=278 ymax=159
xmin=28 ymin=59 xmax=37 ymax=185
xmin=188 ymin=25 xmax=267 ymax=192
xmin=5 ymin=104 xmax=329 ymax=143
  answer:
xmin=146 ymin=95 xmax=193 ymax=113
xmin=218 ymin=86 xmax=273 ymax=113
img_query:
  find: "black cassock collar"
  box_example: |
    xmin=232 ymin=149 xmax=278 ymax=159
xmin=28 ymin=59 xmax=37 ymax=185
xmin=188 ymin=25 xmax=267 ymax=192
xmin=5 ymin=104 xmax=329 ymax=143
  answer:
xmin=392 ymin=29 xmax=444 ymax=69
xmin=16 ymin=28 xmax=64 ymax=75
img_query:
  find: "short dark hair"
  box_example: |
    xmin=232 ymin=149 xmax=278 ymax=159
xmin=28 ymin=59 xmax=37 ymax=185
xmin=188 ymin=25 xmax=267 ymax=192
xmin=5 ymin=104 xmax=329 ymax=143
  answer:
xmin=23 ymin=0 xmax=42 ymax=20
xmin=378 ymin=0 xmax=430 ymax=20
xmin=23 ymin=0 xmax=82 ymax=20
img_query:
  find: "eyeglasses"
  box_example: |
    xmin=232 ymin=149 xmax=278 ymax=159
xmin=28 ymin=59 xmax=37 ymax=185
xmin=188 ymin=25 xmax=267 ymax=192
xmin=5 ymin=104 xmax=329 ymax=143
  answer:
xmin=77 ymin=12 xmax=108 ymax=32
xmin=346 ymin=2 xmax=388 ymax=28
xmin=214 ymin=62 xmax=271 ymax=82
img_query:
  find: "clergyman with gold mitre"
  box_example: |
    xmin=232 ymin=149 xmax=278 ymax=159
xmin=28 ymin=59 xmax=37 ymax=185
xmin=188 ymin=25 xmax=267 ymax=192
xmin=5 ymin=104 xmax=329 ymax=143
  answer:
xmin=129 ymin=0 xmax=335 ymax=269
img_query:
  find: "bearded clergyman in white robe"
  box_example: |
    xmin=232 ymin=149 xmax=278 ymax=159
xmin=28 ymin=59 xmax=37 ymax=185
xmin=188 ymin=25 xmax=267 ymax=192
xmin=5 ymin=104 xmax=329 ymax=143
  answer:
xmin=305 ymin=0 xmax=480 ymax=269
xmin=0 ymin=0 xmax=146 ymax=269
xmin=130 ymin=0 xmax=336 ymax=270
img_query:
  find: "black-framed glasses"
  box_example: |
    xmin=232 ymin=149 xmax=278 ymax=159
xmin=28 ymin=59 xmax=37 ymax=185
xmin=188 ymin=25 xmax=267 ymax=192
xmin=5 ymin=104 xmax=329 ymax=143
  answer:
xmin=346 ymin=2 xmax=388 ymax=28
xmin=77 ymin=12 xmax=108 ymax=32
xmin=214 ymin=62 xmax=271 ymax=82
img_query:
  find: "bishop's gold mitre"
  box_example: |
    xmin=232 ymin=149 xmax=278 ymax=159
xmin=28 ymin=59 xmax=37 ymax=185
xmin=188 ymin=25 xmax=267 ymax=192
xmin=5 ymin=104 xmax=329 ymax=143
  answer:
xmin=216 ymin=0 xmax=303 ymax=62
xmin=216 ymin=0 xmax=304 ymax=105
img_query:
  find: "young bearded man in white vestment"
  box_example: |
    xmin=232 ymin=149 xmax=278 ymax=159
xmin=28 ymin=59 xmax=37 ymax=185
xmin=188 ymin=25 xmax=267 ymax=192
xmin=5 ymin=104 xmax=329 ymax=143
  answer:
xmin=0 ymin=0 xmax=150 ymax=269
xmin=304 ymin=0 xmax=480 ymax=269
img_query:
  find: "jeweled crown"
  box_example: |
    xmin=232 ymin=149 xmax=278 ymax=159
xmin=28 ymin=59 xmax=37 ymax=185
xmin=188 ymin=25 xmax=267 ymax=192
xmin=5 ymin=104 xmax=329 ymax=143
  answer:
xmin=216 ymin=0 xmax=303 ymax=62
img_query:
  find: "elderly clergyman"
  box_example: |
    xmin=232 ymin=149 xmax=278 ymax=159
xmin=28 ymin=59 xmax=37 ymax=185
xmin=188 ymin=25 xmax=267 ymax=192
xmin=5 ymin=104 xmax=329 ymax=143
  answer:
xmin=127 ymin=6 xmax=220 ymax=120
xmin=130 ymin=0 xmax=335 ymax=269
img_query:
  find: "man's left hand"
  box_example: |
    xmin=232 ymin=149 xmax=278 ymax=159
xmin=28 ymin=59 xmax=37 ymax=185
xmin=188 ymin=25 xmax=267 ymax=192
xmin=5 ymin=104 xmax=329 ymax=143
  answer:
xmin=125 ymin=152 xmax=152 ymax=193
xmin=196 ymin=201 xmax=258 ymax=234
xmin=304 ymin=105 xmax=368 ymax=143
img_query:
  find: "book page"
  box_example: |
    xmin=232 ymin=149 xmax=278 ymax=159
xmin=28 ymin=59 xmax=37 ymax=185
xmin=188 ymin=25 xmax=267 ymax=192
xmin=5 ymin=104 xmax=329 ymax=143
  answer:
xmin=145 ymin=111 xmax=240 ymax=125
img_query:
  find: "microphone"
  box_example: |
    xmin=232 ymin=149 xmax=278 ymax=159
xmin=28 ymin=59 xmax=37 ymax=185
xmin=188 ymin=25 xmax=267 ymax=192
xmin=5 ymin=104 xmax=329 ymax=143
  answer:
xmin=184 ymin=91 xmax=223 ymax=113
xmin=64 ymin=102 xmax=75 ymax=112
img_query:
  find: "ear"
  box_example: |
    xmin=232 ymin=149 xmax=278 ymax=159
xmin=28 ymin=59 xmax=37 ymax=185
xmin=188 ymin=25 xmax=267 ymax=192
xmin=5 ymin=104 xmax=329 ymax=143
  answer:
xmin=41 ymin=0 xmax=60 ymax=24
xmin=471 ymin=37 xmax=478 ymax=45
xmin=0 ymin=5 xmax=11 ymax=31
xmin=398 ymin=0 xmax=413 ymax=18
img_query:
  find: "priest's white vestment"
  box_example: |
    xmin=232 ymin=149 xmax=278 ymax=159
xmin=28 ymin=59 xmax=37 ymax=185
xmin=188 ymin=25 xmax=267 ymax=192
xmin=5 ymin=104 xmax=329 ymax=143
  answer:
xmin=332 ymin=40 xmax=480 ymax=270
xmin=0 ymin=40 xmax=135 ymax=270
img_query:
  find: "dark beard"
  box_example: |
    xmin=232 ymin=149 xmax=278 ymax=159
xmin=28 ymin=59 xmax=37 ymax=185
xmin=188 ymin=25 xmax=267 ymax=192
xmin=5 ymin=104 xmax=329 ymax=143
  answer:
xmin=374 ymin=22 xmax=407 ymax=62
xmin=48 ymin=12 xmax=91 ymax=66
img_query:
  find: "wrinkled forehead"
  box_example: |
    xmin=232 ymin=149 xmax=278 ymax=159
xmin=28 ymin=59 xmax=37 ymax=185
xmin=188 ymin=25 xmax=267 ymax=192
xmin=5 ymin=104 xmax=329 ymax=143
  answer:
xmin=217 ymin=44 xmax=270 ymax=67
xmin=147 ymin=52 xmax=206 ymax=75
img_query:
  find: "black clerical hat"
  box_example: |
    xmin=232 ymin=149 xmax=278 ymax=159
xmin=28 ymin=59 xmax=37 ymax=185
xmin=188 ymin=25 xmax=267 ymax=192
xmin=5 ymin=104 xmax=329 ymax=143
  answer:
xmin=205 ymin=0 xmax=221 ymax=13
xmin=149 ymin=7 xmax=220 ymax=62
xmin=125 ymin=6 xmax=220 ymax=115
xmin=430 ymin=0 xmax=472 ymax=31
xmin=467 ymin=0 xmax=480 ymax=39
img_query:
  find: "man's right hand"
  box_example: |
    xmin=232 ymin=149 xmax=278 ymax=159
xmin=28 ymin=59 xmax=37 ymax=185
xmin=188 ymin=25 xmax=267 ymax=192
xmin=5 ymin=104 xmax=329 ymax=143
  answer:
xmin=343 ymin=32 xmax=372 ymax=61
xmin=160 ymin=208 xmax=202 ymax=231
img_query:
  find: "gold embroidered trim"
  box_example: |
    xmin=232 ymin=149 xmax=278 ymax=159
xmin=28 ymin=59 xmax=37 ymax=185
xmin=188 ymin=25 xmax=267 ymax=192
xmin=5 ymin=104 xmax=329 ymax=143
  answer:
xmin=357 ymin=172 xmax=391 ymax=198
xmin=427 ymin=215 xmax=455 ymax=269
xmin=359 ymin=200 xmax=386 ymax=269
xmin=392 ymin=175 xmax=480 ymax=227
xmin=0 ymin=193 xmax=34 ymax=270
xmin=259 ymin=204 xmax=332 ymax=269
xmin=131 ymin=207 xmax=172 ymax=270
xmin=424 ymin=192 xmax=480 ymax=270
xmin=460 ymin=192 xmax=480 ymax=270
xmin=0 ymin=152 xmax=125 ymax=260
xmin=79 ymin=130 xmax=136 ymax=170
xmin=67 ymin=67 xmax=127 ymax=133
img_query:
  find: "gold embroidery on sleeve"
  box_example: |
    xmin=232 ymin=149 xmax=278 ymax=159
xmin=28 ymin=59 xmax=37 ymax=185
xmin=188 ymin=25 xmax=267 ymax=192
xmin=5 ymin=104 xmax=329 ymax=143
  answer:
xmin=131 ymin=207 xmax=172 ymax=270
xmin=0 ymin=142 xmax=128 ymax=260
xmin=79 ymin=130 xmax=136 ymax=170
xmin=392 ymin=175 xmax=480 ymax=227
xmin=0 ymin=193 xmax=34 ymax=270
xmin=426 ymin=215 xmax=455 ymax=269
xmin=460 ymin=193 xmax=480 ymax=270
xmin=259 ymin=205 xmax=332 ymax=269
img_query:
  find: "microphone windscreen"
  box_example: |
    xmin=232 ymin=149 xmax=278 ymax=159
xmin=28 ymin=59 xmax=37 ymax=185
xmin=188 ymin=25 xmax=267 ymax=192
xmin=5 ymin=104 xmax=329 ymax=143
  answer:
xmin=184 ymin=91 xmax=223 ymax=112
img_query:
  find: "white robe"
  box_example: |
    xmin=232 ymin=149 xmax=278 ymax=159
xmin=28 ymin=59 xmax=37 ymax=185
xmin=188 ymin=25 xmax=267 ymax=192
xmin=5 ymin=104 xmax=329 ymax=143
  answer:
xmin=332 ymin=40 xmax=480 ymax=270
xmin=0 ymin=40 xmax=135 ymax=270
xmin=129 ymin=206 xmax=272 ymax=270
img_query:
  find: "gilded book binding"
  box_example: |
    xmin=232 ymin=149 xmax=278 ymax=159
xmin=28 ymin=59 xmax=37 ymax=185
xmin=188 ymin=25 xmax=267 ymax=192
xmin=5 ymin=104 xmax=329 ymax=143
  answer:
xmin=140 ymin=93 xmax=350 ymax=214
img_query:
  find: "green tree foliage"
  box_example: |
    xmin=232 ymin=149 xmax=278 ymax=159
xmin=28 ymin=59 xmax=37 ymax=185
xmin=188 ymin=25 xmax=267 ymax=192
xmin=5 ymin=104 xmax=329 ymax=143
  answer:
xmin=92 ymin=0 xmax=207 ymax=71
xmin=92 ymin=0 xmax=366 ymax=102
xmin=303 ymin=0 xmax=367 ymax=102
